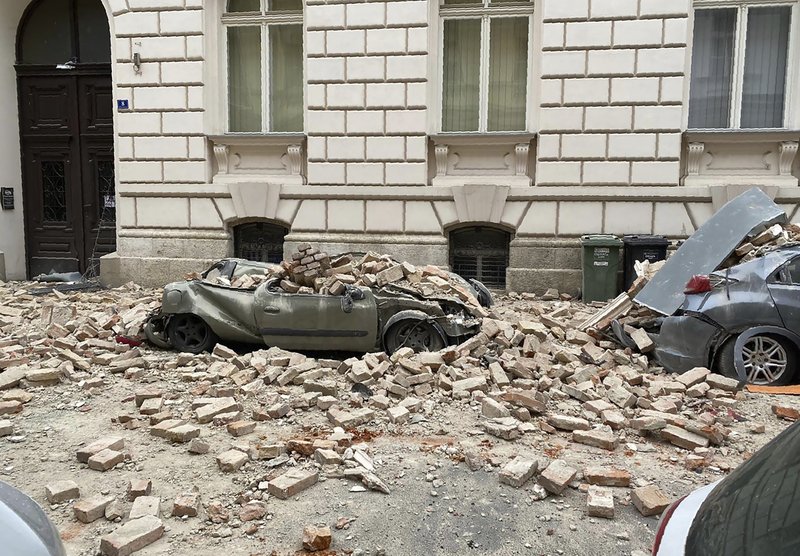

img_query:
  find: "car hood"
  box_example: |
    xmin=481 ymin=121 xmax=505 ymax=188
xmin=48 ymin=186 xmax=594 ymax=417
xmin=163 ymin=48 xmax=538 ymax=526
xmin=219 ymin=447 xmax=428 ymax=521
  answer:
xmin=635 ymin=188 xmax=786 ymax=316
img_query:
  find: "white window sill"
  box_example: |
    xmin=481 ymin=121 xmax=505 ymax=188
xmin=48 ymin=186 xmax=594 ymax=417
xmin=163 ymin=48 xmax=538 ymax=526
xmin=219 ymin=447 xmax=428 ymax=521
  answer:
xmin=209 ymin=134 xmax=305 ymax=185
xmin=430 ymin=134 xmax=535 ymax=186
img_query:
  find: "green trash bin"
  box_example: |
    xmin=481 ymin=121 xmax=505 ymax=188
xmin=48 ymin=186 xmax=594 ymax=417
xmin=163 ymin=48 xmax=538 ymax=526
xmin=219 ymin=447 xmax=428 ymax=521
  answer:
xmin=581 ymin=234 xmax=623 ymax=302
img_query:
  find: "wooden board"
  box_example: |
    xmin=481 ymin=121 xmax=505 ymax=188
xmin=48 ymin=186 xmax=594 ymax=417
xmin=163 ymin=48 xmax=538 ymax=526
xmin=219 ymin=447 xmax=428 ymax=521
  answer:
xmin=746 ymin=384 xmax=800 ymax=396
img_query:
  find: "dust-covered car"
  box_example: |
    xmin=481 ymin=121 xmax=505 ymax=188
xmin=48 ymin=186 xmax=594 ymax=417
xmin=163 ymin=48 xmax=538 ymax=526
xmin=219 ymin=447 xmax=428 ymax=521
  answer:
xmin=145 ymin=256 xmax=492 ymax=355
xmin=652 ymin=245 xmax=800 ymax=386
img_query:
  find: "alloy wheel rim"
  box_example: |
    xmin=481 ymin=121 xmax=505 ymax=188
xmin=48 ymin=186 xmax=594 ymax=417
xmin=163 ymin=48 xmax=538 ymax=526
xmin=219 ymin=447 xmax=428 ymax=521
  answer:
xmin=397 ymin=322 xmax=436 ymax=351
xmin=174 ymin=316 xmax=208 ymax=348
xmin=741 ymin=336 xmax=787 ymax=385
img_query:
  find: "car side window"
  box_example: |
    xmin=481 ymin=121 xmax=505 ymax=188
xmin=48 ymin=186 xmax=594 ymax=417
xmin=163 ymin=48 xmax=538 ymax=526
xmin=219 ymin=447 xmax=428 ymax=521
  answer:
xmin=783 ymin=257 xmax=800 ymax=284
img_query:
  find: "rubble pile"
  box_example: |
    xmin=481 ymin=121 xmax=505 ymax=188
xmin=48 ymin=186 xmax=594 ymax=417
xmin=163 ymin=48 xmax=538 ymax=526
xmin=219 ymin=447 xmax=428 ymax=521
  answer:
xmin=721 ymin=222 xmax=800 ymax=268
xmin=202 ymin=243 xmax=487 ymax=314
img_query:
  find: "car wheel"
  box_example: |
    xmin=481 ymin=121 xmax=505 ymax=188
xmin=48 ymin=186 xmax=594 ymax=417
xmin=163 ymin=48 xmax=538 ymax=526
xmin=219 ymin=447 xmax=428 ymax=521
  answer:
xmin=167 ymin=314 xmax=217 ymax=354
xmin=718 ymin=334 xmax=797 ymax=386
xmin=384 ymin=319 xmax=446 ymax=354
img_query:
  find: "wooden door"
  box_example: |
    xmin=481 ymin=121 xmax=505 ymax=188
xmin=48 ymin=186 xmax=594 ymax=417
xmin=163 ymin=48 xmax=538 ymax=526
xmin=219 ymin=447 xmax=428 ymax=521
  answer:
xmin=18 ymin=70 xmax=114 ymax=277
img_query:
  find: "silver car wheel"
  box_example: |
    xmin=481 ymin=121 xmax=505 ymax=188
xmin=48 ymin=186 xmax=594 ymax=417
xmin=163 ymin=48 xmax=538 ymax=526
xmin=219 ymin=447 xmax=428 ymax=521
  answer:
xmin=741 ymin=336 xmax=788 ymax=385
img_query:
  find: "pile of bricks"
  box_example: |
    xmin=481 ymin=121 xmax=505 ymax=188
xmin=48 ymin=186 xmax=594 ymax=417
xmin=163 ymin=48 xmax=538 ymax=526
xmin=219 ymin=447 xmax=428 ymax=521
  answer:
xmin=203 ymin=243 xmax=487 ymax=314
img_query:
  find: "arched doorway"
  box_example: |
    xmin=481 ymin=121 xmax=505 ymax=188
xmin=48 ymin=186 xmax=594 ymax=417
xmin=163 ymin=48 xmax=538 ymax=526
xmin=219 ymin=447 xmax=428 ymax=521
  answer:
xmin=16 ymin=0 xmax=115 ymax=277
xmin=449 ymin=226 xmax=510 ymax=289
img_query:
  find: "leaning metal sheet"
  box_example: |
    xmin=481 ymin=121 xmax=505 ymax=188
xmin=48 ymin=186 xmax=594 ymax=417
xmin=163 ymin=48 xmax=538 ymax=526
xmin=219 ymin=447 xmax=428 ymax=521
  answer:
xmin=634 ymin=188 xmax=786 ymax=315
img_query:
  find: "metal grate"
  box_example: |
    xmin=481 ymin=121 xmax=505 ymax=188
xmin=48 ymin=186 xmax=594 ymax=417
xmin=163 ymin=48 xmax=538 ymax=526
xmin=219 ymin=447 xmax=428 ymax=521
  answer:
xmin=234 ymin=222 xmax=287 ymax=263
xmin=450 ymin=227 xmax=510 ymax=288
xmin=97 ymin=160 xmax=116 ymax=222
xmin=42 ymin=160 xmax=67 ymax=222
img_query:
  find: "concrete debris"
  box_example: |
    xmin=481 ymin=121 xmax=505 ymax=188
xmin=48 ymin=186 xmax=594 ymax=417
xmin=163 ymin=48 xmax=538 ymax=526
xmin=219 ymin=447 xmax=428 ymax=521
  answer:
xmin=302 ymin=525 xmax=332 ymax=552
xmin=499 ymin=457 xmax=538 ymax=488
xmin=46 ymin=480 xmax=80 ymax=504
xmin=631 ymin=485 xmax=672 ymax=517
xmin=268 ymin=468 xmax=319 ymax=500
xmin=74 ymin=495 xmax=115 ymax=523
xmin=99 ymin=515 xmax=164 ymax=556
xmin=539 ymin=460 xmax=577 ymax=495
xmin=586 ymin=486 xmax=615 ymax=519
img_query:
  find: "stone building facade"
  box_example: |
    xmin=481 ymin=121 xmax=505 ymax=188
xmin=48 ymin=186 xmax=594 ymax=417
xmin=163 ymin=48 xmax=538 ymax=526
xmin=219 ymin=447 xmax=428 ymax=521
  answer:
xmin=1 ymin=0 xmax=799 ymax=292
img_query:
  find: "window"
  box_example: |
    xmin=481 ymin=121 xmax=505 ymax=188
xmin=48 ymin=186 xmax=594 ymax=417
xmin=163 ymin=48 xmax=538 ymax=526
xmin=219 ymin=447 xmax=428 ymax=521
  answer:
xmin=449 ymin=226 xmax=510 ymax=288
xmin=233 ymin=221 xmax=287 ymax=263
xmin=439 ymin=0 xmax=533 ymax=133
xmin=222 ymin=0 xmax=303 ymax=133
xmin=689 ymin=3 xmax=795 ymax=129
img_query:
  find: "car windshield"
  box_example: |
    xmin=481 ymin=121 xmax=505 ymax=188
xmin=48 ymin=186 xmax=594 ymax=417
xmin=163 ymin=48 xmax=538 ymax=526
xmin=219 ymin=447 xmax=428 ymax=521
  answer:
xmin=685 ymin=421 xmax=800 ymax=554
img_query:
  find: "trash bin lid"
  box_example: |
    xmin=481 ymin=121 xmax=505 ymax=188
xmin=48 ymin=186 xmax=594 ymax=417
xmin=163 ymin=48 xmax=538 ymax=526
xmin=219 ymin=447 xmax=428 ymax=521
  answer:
xmin=622 ymin=234 xmax=670 ymax=246
xmin=581 ymin=234 xmax=623 ymax=247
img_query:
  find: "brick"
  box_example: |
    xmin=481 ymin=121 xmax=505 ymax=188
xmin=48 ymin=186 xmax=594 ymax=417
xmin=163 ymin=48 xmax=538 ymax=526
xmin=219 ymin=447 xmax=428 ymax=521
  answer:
xmin=611 ymin=77 xmax=660 ymax=104
xmin=631 ymin=485 xmax=672 ymax=517
xmin=188 ymin=439 xmax=210 ymax=454
xmin=772 ymin=405 xmax=800 ymax=421
xmin=239 ymin=501 xmax=268 ymax=521
xmin=347 ymin=57 xmax=385 ymax=82
xmin=584 ymin=466 xmax=631 ymax=487
xmin=46 ymin=480 xmax=80 ymax=504
xmin=452 ymin=376 xmax=488 ymax=393
xmin=613 ymin=19 xmax=664 ymax=47
xmin=99 ymin=515 xmax=164 ymax=556
xmin=499 ymin=457 xmax=538 ymax=488
xmin=74 ymin=495 xmax=115 ymax=523
xmin=591 ymin=0 xmax=637 ymax=18
xmin=172 ymin=492 xmax=201 ymax=517
xmin=638 ymin=47 xmax=687 ymax=75
xmin=129 ymin=496 xmax=160 ymax=519
xmin=227 ymin=420 xmax=257 ymax=437
xmin=573 ymin=428 xmax=618 ymax=450
xmin=0 ymin=400 xmax=22 ymax=414
xmin=386 ymin=1 xmax=427 ymax=26
xmin=366 ymin=28 xmax=406 ymax=54
xmin=543 ymin=0 xmax=589 ymax=20
xmin=149 ymin=419 xmax=187 ymax=438
xmin=308 ymin=57 xmax=346 ymax=83
xmin=196 ymin=397 xmax=239 ymax=423
xmin=306 ymin=4 xmax=345 ymax=29
xmin=541 ymin=51 xmax=586 ymax=77
xmin=539 ymin=460 xmax=577 ymax=495
xmin=327 ymin=30 xmax=366 ymax=55
xmin=585 ymin=106 xmax=633 ymax=131
xmin=608 ymin=133 xmax=657 ymax=159
xmin=607 ymin=386 xmax=636 ymax=408
xmin=268 ymin=468 xmax=319 ymax=499
xmin=565 ymin=21 xmax=612 ymax=48
xmin=346 ymin=2 xmax=385 ymax=28
xmin=387 ymin=405 xmax=410 ymax=424
xmin=139 ymin=397 xmax=162 ymax=415
xmin=563 ymin=78 xmax=609 ymax=104
xmin=706 ymin=373 xmax=739 ymax=392
xmin=548 ymin=414 xmax=590 ymax=431
xmin=587 ymin=49 xmax=636 ymax=76
xmin=88 ymin=449 xmax=125 ymax=471
xmin=660 ymin=425 xmax=709 ymax=450
xmin=77 ymin=437 xmax=124 ymax=463
xmin=387 ymin=55 xmax=426 ymax=80
xmin=586 ymin=486 xmax=615 ymax=519
xmin=216 ymin=449 xmax=249 ymax=472
xmin=127 ymin=479 xmax=152 ymax=501
xmin=561 ymin=134 xmax=607 ymax=159
xmin=314 ymin=448 xmax=343 ymax=465
xmin=165 ymin=424 xmax=201 ymax=443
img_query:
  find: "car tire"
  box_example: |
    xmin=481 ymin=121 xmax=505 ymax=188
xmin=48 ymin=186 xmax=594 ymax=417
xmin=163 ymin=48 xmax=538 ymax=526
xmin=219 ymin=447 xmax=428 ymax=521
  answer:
xmin=384 ymin=319 xmax=446 ymax=354
xmin=167 ymin=314 xmax=218 ymax=354
xmin=717 ymin=334 xmax=797 ymax=386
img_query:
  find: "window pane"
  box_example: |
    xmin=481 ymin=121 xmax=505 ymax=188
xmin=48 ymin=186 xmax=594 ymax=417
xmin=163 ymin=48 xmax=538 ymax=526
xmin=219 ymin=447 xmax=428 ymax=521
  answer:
xmin=228 ymin=0 xmax=260 ymax=12
xmin=228 ymin=26 xmax=262 ymax=132
xmin=270 ymin=0 xmax=302 ymax=11
xmin=19 ymin=0 xmax=73 ymax=64
xmin=442 ymin=19 xmax=481 ymax=132
xmin=270 ymin=24 xmax=304 ymax=132
xmin=740 ymin=6 xmax=791 ymax=129
xmin=487 ymin=17 xmax=528 ymax=131
xmin=76 ymin=0 xmax=111 ymax=63
xmin=688 ymin=9 xmax=736 ymax=128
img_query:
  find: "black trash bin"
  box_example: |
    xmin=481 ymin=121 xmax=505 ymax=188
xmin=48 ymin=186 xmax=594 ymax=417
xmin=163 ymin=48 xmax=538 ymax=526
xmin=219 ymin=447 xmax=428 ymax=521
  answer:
xmin=622 ymin=235 xmax=669 ymax=290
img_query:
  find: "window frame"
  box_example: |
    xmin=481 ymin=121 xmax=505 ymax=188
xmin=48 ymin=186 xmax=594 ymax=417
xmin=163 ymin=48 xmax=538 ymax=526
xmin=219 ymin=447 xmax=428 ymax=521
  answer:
xmin=436 ymin=0 xmax=536 ymax=134
xmin=689 ymin=0 xmax=800 ymax=130
xmin=221 ymin=0 xmax=304 ymax=135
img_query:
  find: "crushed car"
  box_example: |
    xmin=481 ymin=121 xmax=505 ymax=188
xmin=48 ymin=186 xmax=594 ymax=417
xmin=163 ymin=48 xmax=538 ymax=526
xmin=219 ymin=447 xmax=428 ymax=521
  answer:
xmin=145 ymin=246 xmax=493 ymax=355
xmin=652 ymin=246 xmax=800 ymax=386
xmin=609 ymin=188 xmax=800 ymax=386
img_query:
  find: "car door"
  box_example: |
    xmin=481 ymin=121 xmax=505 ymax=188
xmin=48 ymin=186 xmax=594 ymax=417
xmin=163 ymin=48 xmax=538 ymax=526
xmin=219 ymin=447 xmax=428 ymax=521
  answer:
xmin=253 ymin=285 xmax=379 ymax=352
xmin=766 ymin=255 xmax=800 ymax=333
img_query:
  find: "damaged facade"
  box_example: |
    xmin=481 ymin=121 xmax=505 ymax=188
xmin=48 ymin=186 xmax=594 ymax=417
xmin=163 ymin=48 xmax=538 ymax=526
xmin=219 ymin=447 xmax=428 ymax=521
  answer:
xmin=1 ymin=0 xmax=800 ymax=290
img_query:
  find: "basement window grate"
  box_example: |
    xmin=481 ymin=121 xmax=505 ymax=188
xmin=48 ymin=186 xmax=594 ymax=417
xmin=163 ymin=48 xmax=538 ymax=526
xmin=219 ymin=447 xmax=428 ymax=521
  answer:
xmin=449 ymin=227 xmax=510 ymax=289
xmin=233 ymin=222 xmax=287 ymax=264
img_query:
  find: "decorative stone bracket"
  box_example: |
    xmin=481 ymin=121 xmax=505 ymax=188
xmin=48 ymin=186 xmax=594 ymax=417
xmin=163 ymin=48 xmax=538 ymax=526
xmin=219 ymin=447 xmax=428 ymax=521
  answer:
xmin=209 ymin=135 xmax=306 ymax=185
xmin=430 ymin=134 xmax=535 ymax=187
